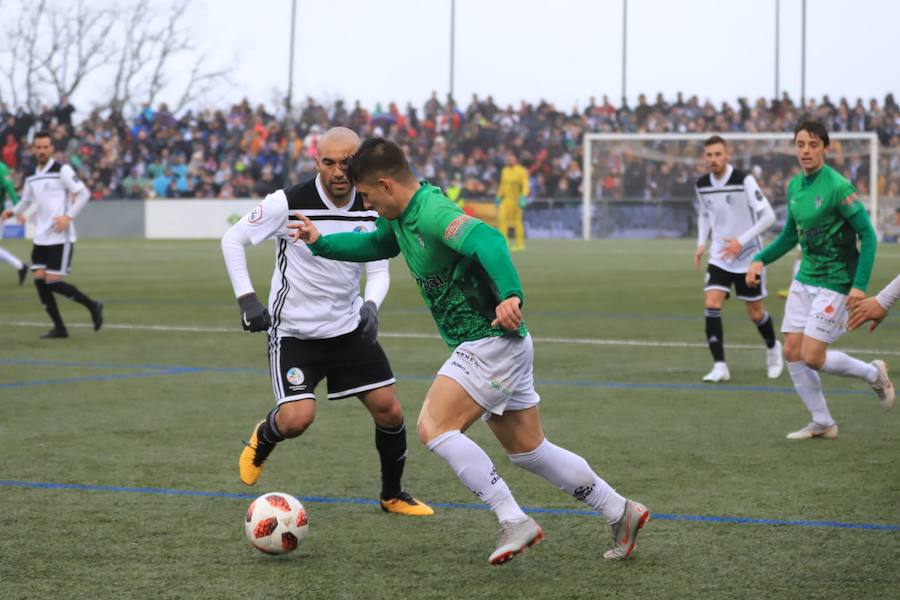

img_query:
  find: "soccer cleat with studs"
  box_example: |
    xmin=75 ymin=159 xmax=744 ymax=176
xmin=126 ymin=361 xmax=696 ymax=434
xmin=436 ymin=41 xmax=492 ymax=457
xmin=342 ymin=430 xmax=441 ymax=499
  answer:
xmin=603 ymin=500 xmax=650 ymax=560
xmin=786 ymin=421 xmax=839 ymax=440
xmin=488 ymin=517 xmax=544 ymax=565
xmin=869 ymin=360 xmax=895 ymax=411
xmin=239 ymin=421 xmax=277 ymax=486
xmin=379 ymin=491 xmax=434 ymax=516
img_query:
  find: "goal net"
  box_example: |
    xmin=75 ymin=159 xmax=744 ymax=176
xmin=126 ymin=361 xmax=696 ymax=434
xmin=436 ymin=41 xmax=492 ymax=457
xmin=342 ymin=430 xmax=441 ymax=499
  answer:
xmin=580 ymin=132 xmax=884 ymax=241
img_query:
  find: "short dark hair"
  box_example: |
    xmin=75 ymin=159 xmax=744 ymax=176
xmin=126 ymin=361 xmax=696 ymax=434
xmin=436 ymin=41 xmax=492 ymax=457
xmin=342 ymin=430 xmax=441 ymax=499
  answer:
xmin=704 ymin=135 xmax=727 ymax=147
xmin=33 ymin=131 xmax=52 ymax=142
xmin=347 ymin=137 xmax=415 ymax=185
xmin=793 ymin=120 xmax=830 ymax=147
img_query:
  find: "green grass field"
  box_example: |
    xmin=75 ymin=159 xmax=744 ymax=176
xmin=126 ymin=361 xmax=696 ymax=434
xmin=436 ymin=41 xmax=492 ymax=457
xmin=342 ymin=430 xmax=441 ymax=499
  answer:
xmin=1 ymin=238 xmax=898 ymax=599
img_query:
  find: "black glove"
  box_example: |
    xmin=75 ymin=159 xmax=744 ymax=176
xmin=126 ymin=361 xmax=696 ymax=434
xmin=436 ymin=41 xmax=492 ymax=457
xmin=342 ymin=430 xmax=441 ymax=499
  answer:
xmin=237 ymin=292 xmax=271 ymax=332
xmin=358 ymin=300 xmax=379 ymax=344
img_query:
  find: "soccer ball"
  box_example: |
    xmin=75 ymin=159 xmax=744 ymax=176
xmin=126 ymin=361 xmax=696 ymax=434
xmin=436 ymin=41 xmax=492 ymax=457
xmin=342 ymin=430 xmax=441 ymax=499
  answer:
xmin=245 ymin=492 xmax=309 ymax=555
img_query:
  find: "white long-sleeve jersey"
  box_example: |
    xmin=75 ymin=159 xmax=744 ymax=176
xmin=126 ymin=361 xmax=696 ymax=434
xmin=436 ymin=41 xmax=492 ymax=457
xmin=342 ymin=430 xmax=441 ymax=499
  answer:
xmin=221 ymin=175 xmax=389 ymax=340
xmin=14 ymin=159 xmax=90 ymax=245
xmin=696 ymin=164 xmax=775 ymax=273
xmin=876 ymin=273 xmax=900 ymax=310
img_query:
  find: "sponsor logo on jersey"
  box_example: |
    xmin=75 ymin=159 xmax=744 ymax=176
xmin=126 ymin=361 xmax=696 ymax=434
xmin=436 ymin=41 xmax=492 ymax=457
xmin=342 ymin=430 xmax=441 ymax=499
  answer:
xmin=249 ymin=204 xmax=263 ymax=223
xmin=724 ymin=194 xmax=733 ymax=205
xmin=286 ymin=367 xmax=304 ymax=386
xmin=824 ymin=305 xmax=834 ymax=315
xmin=353 ymin=225 xmax=365 ymax=232
xmin=415 ymin=273 xmax=447 ymax=290
xmin=444 ymin=214 xmax=473 ymax=240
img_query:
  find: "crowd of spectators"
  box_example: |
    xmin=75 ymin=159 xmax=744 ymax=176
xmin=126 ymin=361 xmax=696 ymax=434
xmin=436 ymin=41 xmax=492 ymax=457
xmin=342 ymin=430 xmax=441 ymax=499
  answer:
xmin=1 ymin=90 xmax=898 ymax=206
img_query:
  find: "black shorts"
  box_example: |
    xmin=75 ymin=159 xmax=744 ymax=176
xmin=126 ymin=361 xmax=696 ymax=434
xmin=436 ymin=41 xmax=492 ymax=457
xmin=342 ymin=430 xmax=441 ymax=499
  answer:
xmin=704 ymin=263 xmax=767 ymax=301
xmin=267 ymin=325 xmax=396 ymax=404
xmin=31 ymin=243 xmax=74 ymax=276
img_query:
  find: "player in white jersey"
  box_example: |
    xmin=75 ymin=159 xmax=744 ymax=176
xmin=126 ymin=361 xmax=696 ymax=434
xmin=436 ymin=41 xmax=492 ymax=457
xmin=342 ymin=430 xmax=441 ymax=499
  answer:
xmin=1 ymin=132 xmax=102 ymax=338
xmin=693 ymin=135 xmax=782 ymax=382
xmin=221 ymin=127 xmax=432 ymax=516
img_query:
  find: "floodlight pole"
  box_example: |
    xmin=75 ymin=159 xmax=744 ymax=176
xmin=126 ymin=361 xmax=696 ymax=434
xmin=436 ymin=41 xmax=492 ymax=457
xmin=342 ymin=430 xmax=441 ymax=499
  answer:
xmin=450 ymin=0 xmax=456 ymax=101
xmin=285 ymin=0 xmax=298 ymax=184
xmin=621 ymin=0 xmax=627 ymax=107
xmin=774 ymin=0 xmax=780 ymax=100
xmin=800 ymin=0 xmax=806 ymax=109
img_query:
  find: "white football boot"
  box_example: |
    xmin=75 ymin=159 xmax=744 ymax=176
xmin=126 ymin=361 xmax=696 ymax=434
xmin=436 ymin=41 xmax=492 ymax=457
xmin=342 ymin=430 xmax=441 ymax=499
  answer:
xmin=786 ymin=421 xmax=839 ymax=440
xmin=488 ymin=517 xmax=543 ymax=565
xmin=870 ymin=360 xmax=895 ymax=411
xmin=766 ymin=341 xmax=784 ymax=379
xmin=702 ymin=362 xmax=730 ymax=382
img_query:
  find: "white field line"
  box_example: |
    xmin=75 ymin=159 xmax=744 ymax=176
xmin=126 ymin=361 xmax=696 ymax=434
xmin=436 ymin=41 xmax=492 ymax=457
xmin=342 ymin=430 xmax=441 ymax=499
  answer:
xmin=3 ymin=320 xmax=898 ymax=356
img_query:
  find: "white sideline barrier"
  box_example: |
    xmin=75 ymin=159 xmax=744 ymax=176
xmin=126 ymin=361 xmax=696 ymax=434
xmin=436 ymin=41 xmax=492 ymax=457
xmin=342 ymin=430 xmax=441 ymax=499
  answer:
xmin=144 ymin=199 xmax=257 ymax=239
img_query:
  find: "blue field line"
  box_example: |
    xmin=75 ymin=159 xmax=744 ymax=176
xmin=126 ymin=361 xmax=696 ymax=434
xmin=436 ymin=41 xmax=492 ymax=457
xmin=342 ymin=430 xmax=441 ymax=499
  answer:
xmin=1 ymin=480 xmax=897 ymax=532
xmin=0 ymin=357 xmax=872 ymax=396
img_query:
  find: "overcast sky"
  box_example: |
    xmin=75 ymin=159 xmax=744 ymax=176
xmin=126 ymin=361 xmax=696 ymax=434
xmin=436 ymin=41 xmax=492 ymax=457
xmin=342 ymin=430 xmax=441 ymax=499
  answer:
xmin=46 ymin=0 xmax=900 ymax=112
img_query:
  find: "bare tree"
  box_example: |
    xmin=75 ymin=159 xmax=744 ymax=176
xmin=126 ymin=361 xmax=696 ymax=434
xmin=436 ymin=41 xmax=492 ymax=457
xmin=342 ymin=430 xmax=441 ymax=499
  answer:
xmin=0 ymin=0 xmax=231 ymax=114
xmin=107 ymin=0 xmax=232 ymax=114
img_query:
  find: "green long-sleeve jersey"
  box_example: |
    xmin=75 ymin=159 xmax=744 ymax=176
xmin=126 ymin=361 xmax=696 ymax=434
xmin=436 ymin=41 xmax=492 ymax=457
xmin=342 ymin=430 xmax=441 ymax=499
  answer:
xmin=754 ymin=164 xmax=876 ymax=294
xmin=308 ymin=182 xmax=527 ymax=348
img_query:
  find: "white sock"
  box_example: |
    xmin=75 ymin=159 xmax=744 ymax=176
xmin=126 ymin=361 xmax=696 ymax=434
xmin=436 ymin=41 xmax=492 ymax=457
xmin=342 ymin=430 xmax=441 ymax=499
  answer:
xmin=0 ymin=247 xmax=24 ymax=270
xmin=822 ymin=350 xmax=878 ymax=383
xmin=787 ymin=361 xmax=834 ymax=426
xmin=427 ymin=430 xmax=527 ymax=523
xmin=508 ymin=438 xmax=626 ymax=523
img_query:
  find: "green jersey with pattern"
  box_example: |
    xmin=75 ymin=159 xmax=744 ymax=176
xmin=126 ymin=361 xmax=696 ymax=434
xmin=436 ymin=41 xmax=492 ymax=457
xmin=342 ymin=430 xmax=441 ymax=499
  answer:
xmin=310 ymin=182 xmax=527 ymax=348
xmin=784 ymin=164 xmax=867 ymax=293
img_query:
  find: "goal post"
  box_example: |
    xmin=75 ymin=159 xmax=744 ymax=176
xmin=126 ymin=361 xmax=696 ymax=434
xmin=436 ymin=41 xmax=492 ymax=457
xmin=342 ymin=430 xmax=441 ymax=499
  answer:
xmin=581 ymin=132 xmax=880 ymax=241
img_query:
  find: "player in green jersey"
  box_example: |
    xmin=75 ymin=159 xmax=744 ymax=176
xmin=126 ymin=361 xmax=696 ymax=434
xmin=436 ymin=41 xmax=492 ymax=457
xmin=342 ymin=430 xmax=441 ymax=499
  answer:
xmin=290 ymin=138 xmax=649 ymax=565
xmin=746 ymin=121 xmax=895 ymax=439
xmin=0 ymin=160 xmax=29 ymax=284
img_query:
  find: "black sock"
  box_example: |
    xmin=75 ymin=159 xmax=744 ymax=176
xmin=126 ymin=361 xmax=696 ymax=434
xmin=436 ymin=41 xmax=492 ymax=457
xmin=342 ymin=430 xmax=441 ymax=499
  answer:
xmin=375 ymin=419 xmax=407 ymax=500
xmin=755 ymin=312 xmax=776 ymax=349
xmin=704 ymin=308 xmax=725 ymax=362
xmin=258 ymin=407 xmax=286 ymax=446
xmin=35 ymin=279 xmax=66 ymax=330
xmin=47 ymin=280 xmax=94 ymax=309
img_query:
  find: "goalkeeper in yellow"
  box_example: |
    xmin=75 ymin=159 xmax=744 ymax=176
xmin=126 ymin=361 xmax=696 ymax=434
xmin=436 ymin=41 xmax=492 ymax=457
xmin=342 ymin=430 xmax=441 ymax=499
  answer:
xmin=495 ymin=152 xmax=530 ymax=251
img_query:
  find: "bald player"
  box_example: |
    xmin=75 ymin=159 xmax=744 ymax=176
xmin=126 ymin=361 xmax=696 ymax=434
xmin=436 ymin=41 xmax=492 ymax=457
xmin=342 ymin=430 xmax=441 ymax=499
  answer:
xmin=221 ymin=127 xmax=433 ymax=516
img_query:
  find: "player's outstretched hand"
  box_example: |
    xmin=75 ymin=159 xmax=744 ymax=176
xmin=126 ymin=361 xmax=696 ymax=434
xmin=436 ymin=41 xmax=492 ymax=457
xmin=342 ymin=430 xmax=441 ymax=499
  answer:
xmin=237 ymin=292 xmax=271 ymax=332
xmin=287 ymin=213 xmax=320 ymax=244
xmin=847 ymin=296 xmax=888 ymax=333
xmin=693 ymin=245 xmax=705 ymax=271
xmin=358 ymin=300 xmax=379 ymax=343
xmin=745 ymin=261 xmax=764 ymax=288
xmin=491 ymin=296 xmax=523 ymax=331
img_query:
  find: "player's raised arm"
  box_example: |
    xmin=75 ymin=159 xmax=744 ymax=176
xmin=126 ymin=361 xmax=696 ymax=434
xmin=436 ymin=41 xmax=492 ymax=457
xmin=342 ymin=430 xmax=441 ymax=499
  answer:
xmin=291 ymin=213 xmax=401 ymax=262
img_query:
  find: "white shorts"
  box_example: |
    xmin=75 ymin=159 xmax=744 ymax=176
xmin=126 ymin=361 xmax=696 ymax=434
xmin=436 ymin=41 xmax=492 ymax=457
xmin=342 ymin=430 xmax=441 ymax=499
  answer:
xmin=437 ymin=334 xmax=541 ymax=419
xmin=781 ymin=280 xmax=848 ymax=343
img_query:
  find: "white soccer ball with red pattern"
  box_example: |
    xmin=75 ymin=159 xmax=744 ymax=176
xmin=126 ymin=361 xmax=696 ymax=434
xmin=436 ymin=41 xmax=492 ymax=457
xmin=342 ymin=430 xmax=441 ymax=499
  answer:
xmin=244 ymin=492 xmax=309 ymax=555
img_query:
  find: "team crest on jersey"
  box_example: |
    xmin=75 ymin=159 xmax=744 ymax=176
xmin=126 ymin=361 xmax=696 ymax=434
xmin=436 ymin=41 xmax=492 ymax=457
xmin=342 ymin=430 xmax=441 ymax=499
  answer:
xmin=755 ymin=190 xmax=763 ymax=200
xmin=417 ymin=234 xmax=425 ymax=249
xmin=286 ymin=367 xmax=305 ymax=386
xmin=249 ymin=204 xmax=263 ymax=223
xmin=724 ymin=194 xmax=733 ymax=205
xmin=814 ymin=196 xmax=823 ymax=210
